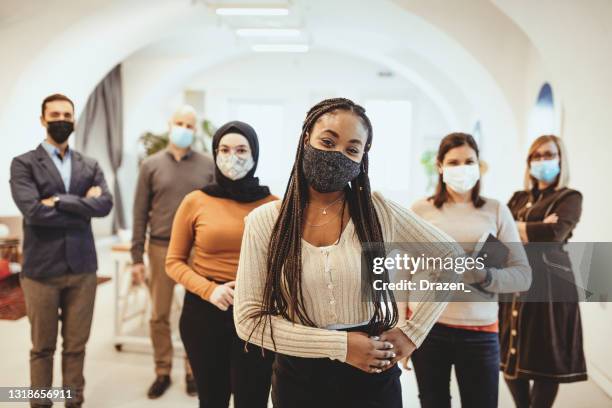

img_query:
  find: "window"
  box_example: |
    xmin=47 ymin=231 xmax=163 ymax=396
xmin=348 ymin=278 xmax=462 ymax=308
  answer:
xmin=528 ymin=82 xmax=558 ymax=144
xmin=228 ymin=100 xmax=289 ymax=195
xmin=472 ymin=120 xmax=482 ymax=145
xmin=363 ymin=99 xmax=413 ymax=199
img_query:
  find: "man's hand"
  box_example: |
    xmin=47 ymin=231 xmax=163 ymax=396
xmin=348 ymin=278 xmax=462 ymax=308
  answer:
xmin=41 ymin=197 xmax=56 ymax=207
xmin=86 ymin=186 xmax=102 ymax=198
xmin=131 ymin=263 xmax=146 ymax=286
xmin=209 ymin=281 xmax=236 ymax=311
xmin=378 ymin=328 xmax=417 ymax=371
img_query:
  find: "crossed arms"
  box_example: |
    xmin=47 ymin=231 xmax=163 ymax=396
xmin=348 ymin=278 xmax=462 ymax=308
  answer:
xmin=10 ymin=156 xmax=113 ymax=228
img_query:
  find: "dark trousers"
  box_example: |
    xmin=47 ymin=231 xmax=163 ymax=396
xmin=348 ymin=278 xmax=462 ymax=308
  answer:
xmin=505 ymin=378 xmax=559 ymax=408
xmin=271 ymin=325 xmax=402 ymax=408
xmin=411 ymin=323 xmax=500 ymax=408
xmin=20 ymin=272 xmax=97 ymax=407
xmin=179 ymin=290 xmax=273 ymax=408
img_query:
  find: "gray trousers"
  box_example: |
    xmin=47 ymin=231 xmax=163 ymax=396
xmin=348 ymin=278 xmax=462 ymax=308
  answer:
xmin=20 ymin=272 xmax=97 ymax=407
xmin=147 ymin=243 xmax=192 ymax=377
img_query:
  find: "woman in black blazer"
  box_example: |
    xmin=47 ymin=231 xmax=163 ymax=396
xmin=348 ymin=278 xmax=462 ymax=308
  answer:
xmin=499 ymin=135 xmax=586 ymax=408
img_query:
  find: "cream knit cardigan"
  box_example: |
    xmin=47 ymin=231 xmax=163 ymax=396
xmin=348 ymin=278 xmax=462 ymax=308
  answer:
xmin=234 ymin=192 xmax=462 ymax=362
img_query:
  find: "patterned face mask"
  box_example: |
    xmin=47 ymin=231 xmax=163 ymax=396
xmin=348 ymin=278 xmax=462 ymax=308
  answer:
xmin=216 ymin=153 xmax=255 ymax=180
xmin=302 ymin=143 xmax=362 ymax=193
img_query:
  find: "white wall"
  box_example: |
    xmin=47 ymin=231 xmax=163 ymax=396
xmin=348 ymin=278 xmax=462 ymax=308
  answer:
xmin=0 ymin=0 xmax=523 ymax=216
xmin=119 ymin=50 xmax=455 ymax=225
xmin=494 ymin=0 xmax=612 ymax=396
xmin=0 ymin=0 xmax=210 ymax=216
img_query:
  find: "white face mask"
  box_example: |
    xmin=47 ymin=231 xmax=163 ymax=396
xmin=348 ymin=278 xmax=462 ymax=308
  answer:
xmin=216 ymin=153 xmax=255 ymax=180
xmin=442 ymin=164 xmax=480 ymax=194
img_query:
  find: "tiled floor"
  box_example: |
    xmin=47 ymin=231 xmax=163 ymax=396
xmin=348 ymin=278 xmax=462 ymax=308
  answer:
xmin=1 ymin=242 xmax=610 ymax=407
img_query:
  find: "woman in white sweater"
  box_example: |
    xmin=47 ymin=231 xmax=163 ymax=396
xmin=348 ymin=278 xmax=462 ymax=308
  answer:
xmin=233 ymin=98 xmax=465 ymax=407
xmin=409 ymin=132 xmax=531 ymax=408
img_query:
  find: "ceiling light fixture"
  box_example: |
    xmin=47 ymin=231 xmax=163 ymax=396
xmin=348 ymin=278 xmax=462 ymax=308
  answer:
xmin=236 ymin=28 xmax=301 ymax=37
xmin=252 ymin=44 xmax=309 ymax=53
xmin=215 ymin=7 xmax=290 ymax=16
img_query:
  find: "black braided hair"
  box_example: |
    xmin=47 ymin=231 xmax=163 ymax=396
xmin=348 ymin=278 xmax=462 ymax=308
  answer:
xmin=245 ymin=97 xmax=398 ymax=350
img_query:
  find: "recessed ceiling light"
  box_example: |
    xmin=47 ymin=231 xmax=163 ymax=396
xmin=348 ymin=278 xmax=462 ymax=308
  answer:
xmin=252 ymin=44 xmax=309 ymax=53
xmin=377 ymin=70 xmax=394 ymax=78
xmin=215 ymin=7 xmax=290 ymax=16
xmin=236 ymin=28 xmax=301 ymax=37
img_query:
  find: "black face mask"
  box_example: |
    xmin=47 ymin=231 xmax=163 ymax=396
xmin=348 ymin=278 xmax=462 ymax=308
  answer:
xmin=302 ymin=143 xmax=362 ymax=193
xmin=47 ymin=120 xmax=74 ymax=144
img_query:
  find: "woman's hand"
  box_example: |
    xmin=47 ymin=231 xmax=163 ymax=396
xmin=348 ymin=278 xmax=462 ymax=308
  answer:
xmin=346 ymin=332 xmax=395 ymax=373
xmin=543 ymin=213 xmax=558 ymax=224
xmin=461 ymin=262 xmax=487 ymax=284
xmin=400 ymin=356 xmax=412 ymax=370
xmin=379 ymin=328 xmax=417 ymax=370
xmin=209 ymin=281 xmax=235 ymax=311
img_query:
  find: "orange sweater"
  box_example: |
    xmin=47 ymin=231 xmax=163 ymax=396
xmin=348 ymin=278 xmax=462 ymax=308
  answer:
xmin=166 ymin=190 xmax=277 ymax=300
xmin=406 ymin=307 xmax=499 ymax=333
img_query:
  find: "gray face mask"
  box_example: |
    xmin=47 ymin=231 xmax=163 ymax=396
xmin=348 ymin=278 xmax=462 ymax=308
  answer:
xmin=301 ymin=144 xmax=361 ymax=193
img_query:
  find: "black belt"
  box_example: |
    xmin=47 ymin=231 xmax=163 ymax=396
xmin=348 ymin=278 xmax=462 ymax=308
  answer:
xmin=150 ymin=235 xmax=170 ymax=242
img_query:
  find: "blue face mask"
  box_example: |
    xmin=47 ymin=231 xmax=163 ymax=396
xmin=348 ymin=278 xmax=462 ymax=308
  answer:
xmin=530 ymin=159 xmax=560 ymax=183
xmin=169 ymin=125 xmax=194 ymax=148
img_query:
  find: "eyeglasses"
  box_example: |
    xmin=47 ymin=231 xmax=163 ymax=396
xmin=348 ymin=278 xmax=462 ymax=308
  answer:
xmin=530 ymin=151 xmax=558 ymax=161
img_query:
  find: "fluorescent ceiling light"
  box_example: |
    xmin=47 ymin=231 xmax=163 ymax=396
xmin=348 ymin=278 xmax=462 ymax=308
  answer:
xmin=236 ymin=28 xmax=301 ymax=37
xmin=252 ymin=44 xmax=309 ymax=52
xmin=215 ymin=7 xmax=289 ymax=16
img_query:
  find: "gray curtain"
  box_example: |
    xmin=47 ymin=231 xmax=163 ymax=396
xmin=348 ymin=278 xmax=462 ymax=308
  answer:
xmin=75 ymin=64 xmax=125 ymax=233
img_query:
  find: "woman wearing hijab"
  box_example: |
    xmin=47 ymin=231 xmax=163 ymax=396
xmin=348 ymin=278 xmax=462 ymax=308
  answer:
xmin=166 ymin=121 xmax=277 ymax=408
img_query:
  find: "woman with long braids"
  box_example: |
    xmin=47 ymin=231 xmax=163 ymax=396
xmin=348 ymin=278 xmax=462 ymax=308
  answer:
xmin=233 ymin=98 xmax=464 ymax=407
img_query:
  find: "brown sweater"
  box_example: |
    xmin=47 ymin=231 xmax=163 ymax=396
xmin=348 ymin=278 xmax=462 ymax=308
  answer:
xmin=166 ymin=190 xmax=278 ymax=300
xmin=131 ymin=149 xmax=215 ymax=264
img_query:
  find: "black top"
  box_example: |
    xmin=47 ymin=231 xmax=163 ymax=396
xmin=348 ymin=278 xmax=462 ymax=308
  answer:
xmin=508 ymin=186 xmax=582 ymax=243
xmin=499 ymin=186 xmax=587 ymax=382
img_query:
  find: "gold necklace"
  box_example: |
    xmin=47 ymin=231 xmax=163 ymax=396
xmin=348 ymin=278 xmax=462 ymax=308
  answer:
xmin=304 ymin=200 xmax=345 ymax=227
xmin=306 ymin=195 xmax=344 ymax=215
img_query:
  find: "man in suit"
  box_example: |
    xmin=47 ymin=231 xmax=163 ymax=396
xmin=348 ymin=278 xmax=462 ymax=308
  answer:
xmin=10 ymin=93 xmax=113 ymax=408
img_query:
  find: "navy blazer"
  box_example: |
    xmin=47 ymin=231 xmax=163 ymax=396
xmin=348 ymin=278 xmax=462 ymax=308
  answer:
xmin=10 ymin=144 xmax=113 ymax=279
